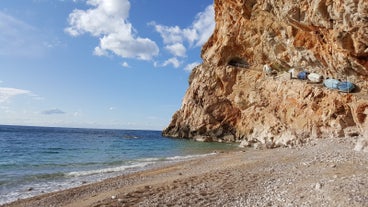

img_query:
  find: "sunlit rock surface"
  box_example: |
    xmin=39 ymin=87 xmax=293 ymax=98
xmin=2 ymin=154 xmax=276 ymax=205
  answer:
xmin=163 ymin=0 xmax=368 ymax=147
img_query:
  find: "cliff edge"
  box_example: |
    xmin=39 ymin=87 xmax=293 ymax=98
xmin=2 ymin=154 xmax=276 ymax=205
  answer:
xmin=163 ymin=0 xmax=368 ymax=147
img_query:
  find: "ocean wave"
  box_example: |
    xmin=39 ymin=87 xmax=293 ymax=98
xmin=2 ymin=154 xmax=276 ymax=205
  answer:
xmin=66 ymin=162 xmax=152 ymax=177
xmin=168 ymin=153 xmax=217 ymax=160
xmin=136 ymin=157 xmax=165 ymax=162
xmin=136 ymin=153 xmax=216 ymax=163
xmin=66 ymin=153 xmax=215 ymax=177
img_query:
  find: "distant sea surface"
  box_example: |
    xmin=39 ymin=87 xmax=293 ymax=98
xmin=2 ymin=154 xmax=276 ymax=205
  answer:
xmin=0 ymin=125 xmax=237 ymax=204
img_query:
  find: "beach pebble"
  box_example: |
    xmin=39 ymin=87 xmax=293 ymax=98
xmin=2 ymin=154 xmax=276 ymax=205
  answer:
xmin=354 ymin=137 xmax=368 ymax=152
xmin=253 ymin=143 xmax=261 ymax=150
xmin=315 ymin=183 xmax=322 ymax=190
xmin=111 ymin=195 xmax=117 ymax=199
xmin=239 ymin=140 xmax=251 ymax=148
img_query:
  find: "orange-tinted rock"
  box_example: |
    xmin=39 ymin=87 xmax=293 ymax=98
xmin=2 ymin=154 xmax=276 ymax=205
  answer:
xmin=163 ymin=0 xmax=368 ymax=146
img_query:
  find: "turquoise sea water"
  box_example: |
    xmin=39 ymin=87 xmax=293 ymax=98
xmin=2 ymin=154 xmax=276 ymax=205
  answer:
xmin=0 ymin=125 xmax=238 ymax=204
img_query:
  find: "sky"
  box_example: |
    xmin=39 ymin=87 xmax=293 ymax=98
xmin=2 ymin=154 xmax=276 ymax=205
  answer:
xmin=0 ymin=0 xmax=215 ymax=130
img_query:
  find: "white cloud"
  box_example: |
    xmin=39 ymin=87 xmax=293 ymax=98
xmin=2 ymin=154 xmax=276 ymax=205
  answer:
xmin=41 ymin=109 xmax=66 ymax=115
xmin=65 ymin=0 xmax=159 ymax=60
xmin=152 ymin=4 xmax=214 ymax=49
xmin=151 ymin=4 xmax=214 ymax=70
xmin=152 ymin=24 xmax=185 ymax=45
xmin=184 ymin=62 xmax=200 ymax=72
xmin=192 ymin=5 xmax=215 ymax=47
xmin=96 ymin=34 xmax=159 ymax=60
xmin=0 ymin=87 xmax=32 ymax=103
xmin=165 ymin=43 xmax=186 ymax=57
xmin=121 ymin=62 xmax=130 ymax=68
xmin=162 ymin=57 xmax=181 ymax=68
xmin=43 ymin=39 xmax=64 ymax=49
xmin=65 ymin=0 xmax=130 ymax=36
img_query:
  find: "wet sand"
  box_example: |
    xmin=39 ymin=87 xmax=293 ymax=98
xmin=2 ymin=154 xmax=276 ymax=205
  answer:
xmin=2 ymin=137 xmax=368 ymax=207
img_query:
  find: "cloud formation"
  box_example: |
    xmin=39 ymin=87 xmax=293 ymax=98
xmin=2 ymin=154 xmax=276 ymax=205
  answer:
xmin=151 ymin=4 xmax=215 ymax=68
xmin=152 ymin=5 xmax=214 ymax=48
xmin=165 ymin=43 xmax=187 ymax=57
xmin=121 ymin=62 xmax=130 ymax=68
xmin=65 ymin=1 xmax=214 ymax=70
xmin=184 ymin=62 xmax=200 ymax=72
xmin=41 ymin=109 xmax=66 ymax=115
xmin=191 ymin=5 xmax=216 ymax=47
xmin=0 ymin=87 xmax=32 ymax=103
xmin=162 ymin=57 xmax=181 ymax=68
xmin=65 ymin=0 xmax=159 ymax=60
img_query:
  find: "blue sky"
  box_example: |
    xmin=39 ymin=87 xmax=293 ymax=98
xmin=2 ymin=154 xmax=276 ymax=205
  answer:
xmin=0 ymin=0 xmax=215 ymax=130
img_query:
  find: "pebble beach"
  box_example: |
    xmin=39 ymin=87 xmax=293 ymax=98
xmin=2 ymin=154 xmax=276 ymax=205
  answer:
xmin=2 ymin=137 xmax=367 ymax=207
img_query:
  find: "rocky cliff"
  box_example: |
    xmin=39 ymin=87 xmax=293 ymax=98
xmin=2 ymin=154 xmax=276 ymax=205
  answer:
xmin=163 ymin=0 xmax=368 ymax=147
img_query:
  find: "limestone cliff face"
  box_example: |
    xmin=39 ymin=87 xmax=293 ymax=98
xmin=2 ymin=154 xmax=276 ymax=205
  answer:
xmin=163 ymin=0 xmax=368 ymax=147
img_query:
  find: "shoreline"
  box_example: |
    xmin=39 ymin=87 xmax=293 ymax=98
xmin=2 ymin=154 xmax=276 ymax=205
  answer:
xmin=2 ymin=137 xmax=367 ymax=207
xmin=0 ymin=152 xmax=224 ymax=205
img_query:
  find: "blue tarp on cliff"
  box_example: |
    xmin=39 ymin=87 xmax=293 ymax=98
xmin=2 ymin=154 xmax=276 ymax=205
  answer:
xmin=297 ymin=71 xmax=308 ymax=80
xmin=337 ymin=81 xmax=355 ymax=93
xmin=323 ymin=78 xmax=340 ymax=89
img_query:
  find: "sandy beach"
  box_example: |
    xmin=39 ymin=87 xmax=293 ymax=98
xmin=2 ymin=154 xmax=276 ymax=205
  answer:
xmin=2 ymin=137 xmax=367 ymax=207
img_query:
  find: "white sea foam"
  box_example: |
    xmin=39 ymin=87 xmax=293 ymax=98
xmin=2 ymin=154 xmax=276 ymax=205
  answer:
xmin=0 ymin=180 xmax=82 ymax=205
xmin=66 ymin=162 xmax=152 ymax=177
xmin=0 ymin=162 xmax=153 ymax=205
xmin=66 ymin=153 xmax=215 ymax=177
xmin=166 ymin=153 xmax=216 ymax=161
xmin=136 ymin=153 xmax=216 ymax=163
xmin=137 ymin=157 xmax=162 ymax=162
xmin=0 ymin=153 xmax=218 ymax=205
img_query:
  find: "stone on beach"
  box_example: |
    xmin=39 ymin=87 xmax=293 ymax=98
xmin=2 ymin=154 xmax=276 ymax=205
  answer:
xmin=354 ymin=137 xmax=368 ymax=152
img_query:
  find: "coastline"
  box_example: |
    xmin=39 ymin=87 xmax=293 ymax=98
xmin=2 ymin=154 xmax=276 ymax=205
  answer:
xmin=0 ymin=152 xmax=224 ymax=205
xmin=0 ymin=126 xmax=240 ymax=205
xmin=2 ymin=137 xmax=367 ymax=207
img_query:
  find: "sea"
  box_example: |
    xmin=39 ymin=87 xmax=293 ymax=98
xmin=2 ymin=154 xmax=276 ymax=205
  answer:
xmin=0 ymin=125 xmax=238 ymax=205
